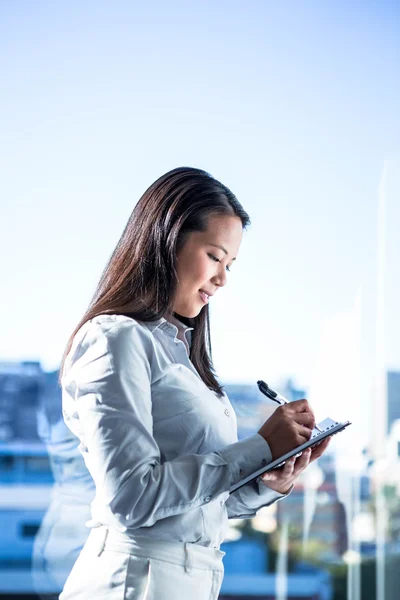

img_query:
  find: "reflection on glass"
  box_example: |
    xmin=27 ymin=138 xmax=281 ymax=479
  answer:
xmin=32 ymin=369 xmax=95 ymax=599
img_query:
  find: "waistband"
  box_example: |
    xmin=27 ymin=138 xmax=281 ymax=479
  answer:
xmin=86 ymin=526 xmax=225 ymax=572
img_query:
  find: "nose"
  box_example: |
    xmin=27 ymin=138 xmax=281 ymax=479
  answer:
xmin=212 ymin=264 xmax=227 ymax=288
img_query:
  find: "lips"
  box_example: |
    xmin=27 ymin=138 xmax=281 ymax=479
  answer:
xmin=199 ymin=290 xmax=209 ymax=304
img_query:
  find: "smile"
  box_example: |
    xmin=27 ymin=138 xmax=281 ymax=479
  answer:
xmin=199 ymin=291 xmax=209 ymax=304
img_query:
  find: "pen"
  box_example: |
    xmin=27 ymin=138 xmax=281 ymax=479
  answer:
xmin=257 ymin=380 xmax=323 ymax=433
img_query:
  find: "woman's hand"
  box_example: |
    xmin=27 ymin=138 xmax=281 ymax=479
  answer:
xmin=257 ymin=399 xmax=316 ymax=460
xmin=259 ymin=436 xmax=331 ymax=494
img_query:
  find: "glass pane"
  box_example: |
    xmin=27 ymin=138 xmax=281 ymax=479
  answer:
xmin=1 ymin=4 xmax=399 ymax=599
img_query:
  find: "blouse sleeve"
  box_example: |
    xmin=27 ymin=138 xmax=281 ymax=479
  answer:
xmin=62 ymin=318 xmax=275 ymax=531
xmin=225 ymin=480 xmax=293 ymax=519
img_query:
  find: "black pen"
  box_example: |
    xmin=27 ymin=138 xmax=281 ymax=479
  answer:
xmin=257 ymin=380 xmax=323 ymax=433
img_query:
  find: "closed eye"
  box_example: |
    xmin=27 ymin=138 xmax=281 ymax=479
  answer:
xmin=207 ymin=253 xmax=231 ymax=272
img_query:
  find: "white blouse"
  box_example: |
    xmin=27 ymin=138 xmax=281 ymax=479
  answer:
xmin=61 ymin=313 xmax=288 ymax=549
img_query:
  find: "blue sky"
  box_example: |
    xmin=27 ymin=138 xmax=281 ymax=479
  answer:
xmin=1 ymin=1 xmax=399 ymax=437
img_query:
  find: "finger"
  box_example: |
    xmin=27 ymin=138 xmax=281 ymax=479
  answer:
xmin=288 ymin=399 xmax=314 ymax=416
xmin=296 ymin=424 xmax=313 ymax=442
xmin=294 ymin=412 xmax=316 ymax=429
xmin=283 ymin=456 xmax=296 ymax=473
xmin=316 ymin=436 xmax=331 ymax=449
xmin=309 ymin=437 xmax=331 ymax=462
xmin=293 ymin=448 xmax=312 ymax=474
xmin=261 ymin=457 xmax=295 ymax=482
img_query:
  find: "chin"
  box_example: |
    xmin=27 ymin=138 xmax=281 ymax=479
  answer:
xmin=177 ymin=305 xmax=203 ymax=319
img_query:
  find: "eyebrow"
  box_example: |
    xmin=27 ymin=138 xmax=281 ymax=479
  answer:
xmin=208 ymin=243 xmax=236 ymax=261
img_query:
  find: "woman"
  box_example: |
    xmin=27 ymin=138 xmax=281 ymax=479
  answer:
xmin=59 ymin=167 xmax=330 ymax=600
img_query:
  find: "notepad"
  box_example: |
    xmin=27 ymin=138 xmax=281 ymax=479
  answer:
xmin=229 ymin=418 xmax=351 ymax=494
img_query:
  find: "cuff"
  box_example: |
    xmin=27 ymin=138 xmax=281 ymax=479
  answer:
xmin=216 ymin=433 xmax=273 ymax=487
xmin=257 ymin=479 xmax=294 ymax=499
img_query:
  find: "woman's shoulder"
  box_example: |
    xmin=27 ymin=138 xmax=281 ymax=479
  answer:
xmin=90 ymin=312 xmax=141 ymax=331
xmin=82 ymin=313 xmax=153 ymax=343
xmin=68 ymin=314 xmax=154 ymax=365
xmin=63 ymin=314 xmax=155 ymax=382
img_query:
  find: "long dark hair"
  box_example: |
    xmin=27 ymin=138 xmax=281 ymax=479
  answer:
xmin=59 ymin=166 xmax=250 ymax=396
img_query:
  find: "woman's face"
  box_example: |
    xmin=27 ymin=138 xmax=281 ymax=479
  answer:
xmin=173 ymin=214 xmax=243 ymax=318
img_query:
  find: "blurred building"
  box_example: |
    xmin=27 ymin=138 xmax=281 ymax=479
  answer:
xmin=220 ymin=536 xmax=332 ymax=600
xmin=383 ymin=418 xmax=400 ymax=495
xmin=387 ymin=371 xmax=400 ymax=433
xmin=0 ymin=361 xmax=45 ymax=441
xmin=0 ymin=440 xmax=53 ymax=595
xmin=276 ymin=452 xmax=348 ymax=563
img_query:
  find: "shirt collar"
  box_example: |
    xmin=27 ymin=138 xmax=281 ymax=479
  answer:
xmin=141 ymin=314 xmax=193 ymax=337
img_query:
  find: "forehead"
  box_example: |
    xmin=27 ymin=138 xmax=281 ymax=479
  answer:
xmin=197 ymin=214 xmax=243 ymax=256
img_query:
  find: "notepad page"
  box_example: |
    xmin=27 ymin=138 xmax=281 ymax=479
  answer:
xmin=311 ymin=417 xmax=340 ymax=439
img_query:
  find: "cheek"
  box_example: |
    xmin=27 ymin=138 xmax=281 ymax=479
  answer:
xmin=178 ymin=254 xmax=211 ymax=287
xmin=192 ymin=256 xmax=213 ymax=284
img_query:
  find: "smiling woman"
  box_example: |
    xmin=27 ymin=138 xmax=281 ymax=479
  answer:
xmin=58 ymin=167 xmax=326 ymax=600
xmin=59 ymin=166 xmax=250 ymax=398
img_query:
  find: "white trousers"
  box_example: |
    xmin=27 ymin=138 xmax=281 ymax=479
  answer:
xmin=59 ymin=527 xmax=225 ymax=600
